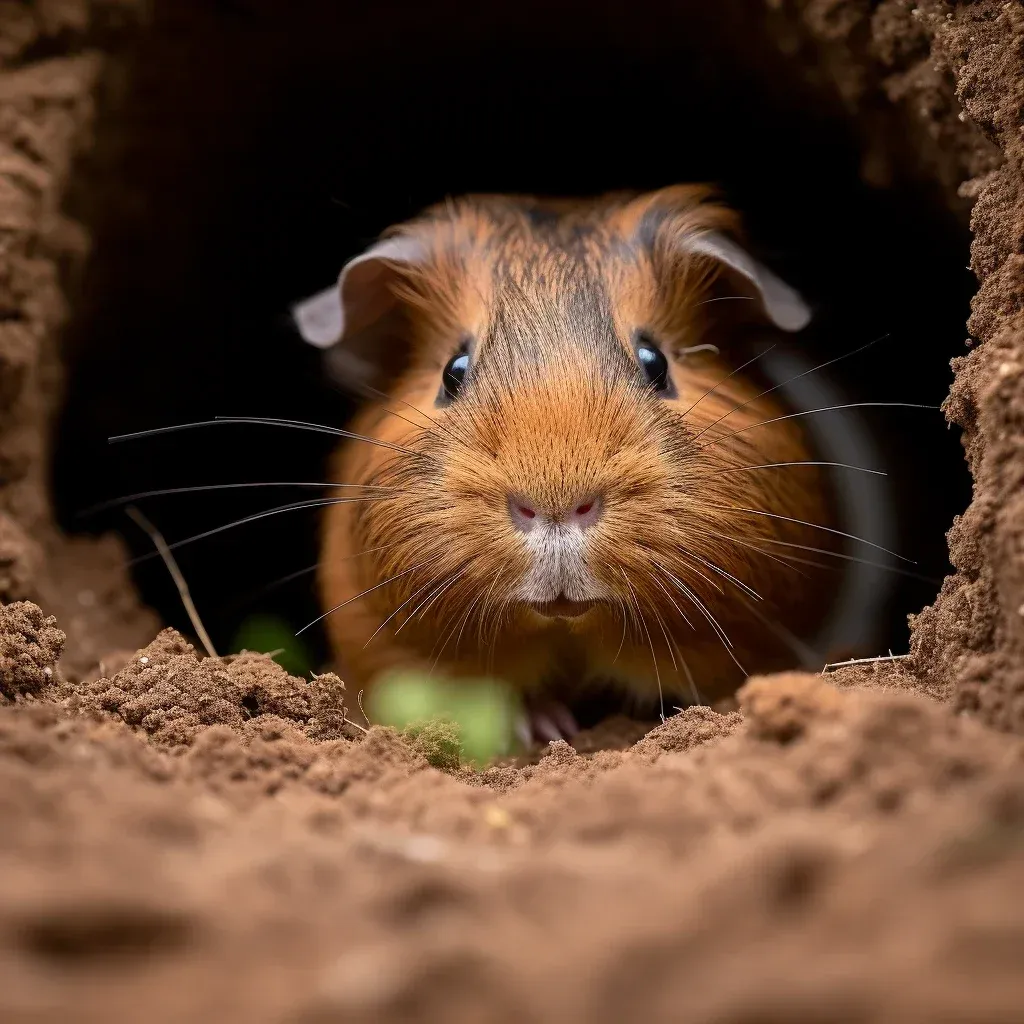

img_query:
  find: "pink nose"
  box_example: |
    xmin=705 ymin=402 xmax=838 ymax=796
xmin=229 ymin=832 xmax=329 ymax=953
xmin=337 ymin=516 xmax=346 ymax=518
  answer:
xmin=509 ymin=495 xmax=603 ymax=533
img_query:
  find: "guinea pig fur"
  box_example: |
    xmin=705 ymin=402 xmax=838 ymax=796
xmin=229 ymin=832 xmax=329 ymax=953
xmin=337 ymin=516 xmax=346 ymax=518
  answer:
xmin=298 ymin=185 xmax=841 ymax=726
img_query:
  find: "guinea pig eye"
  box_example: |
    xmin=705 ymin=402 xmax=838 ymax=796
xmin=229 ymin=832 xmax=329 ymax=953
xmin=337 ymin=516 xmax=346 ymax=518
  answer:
xmin=634 ymin=332 xmax=675 ymax=396
xmin=438 ymin=350 xmax=470 ymax=405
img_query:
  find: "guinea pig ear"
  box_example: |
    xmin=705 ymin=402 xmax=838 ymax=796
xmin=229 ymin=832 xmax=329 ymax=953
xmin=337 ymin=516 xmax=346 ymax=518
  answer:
xmin=290 ymin=234 xmax=427 ymax=389
xmin=685 ymin=232 xmax=811 ymax=333
xmin=291 ymin=286 xmax=344 ymax=349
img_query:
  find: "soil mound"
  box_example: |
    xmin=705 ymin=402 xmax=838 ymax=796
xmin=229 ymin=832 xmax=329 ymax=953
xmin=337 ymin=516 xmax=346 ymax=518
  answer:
xmin=2 ymin=629 xmax=1024 ymax=1021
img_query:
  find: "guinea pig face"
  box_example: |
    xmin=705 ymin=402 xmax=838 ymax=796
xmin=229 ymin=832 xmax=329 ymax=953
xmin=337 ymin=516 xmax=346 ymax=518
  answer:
xmin=308 ymin=188 xmax=825 ymax=696
xmin=430 ymin=314 xmax=689 ymax=616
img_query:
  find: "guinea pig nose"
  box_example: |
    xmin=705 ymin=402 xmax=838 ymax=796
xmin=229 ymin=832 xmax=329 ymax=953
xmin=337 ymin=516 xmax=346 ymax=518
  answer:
xmin=508 ymin=494 xmax=603 ymax=532
xmin=569 ymin=495 xmax=602 ymax=530
xmin=509 ymin=498 xmax=539 ymax=533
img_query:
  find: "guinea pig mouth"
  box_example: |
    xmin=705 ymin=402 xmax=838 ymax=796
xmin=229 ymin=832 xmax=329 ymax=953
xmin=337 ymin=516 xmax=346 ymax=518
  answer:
xmin=528 ymin=598 xmax=599 ymax=619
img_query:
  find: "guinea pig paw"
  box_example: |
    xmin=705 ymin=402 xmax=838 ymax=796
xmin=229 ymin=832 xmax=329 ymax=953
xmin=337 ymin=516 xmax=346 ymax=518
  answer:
xmin=519 ymin=700 xmax=580 ymax=747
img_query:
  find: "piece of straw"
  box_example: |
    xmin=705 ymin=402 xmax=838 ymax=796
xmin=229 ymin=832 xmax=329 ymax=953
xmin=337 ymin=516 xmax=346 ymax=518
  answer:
xmin=126 ymin=505 xmax=218 ymax=659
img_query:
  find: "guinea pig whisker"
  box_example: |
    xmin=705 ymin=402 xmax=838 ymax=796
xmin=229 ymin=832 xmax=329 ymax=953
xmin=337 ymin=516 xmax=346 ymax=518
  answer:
xmin=648 ymin=600 xmax=681 ymax=722
xmin=452 ymin=592 xmax=486 ymax=659
xmin=79 ymin=480 xmax=405 ymax=517
xmin=695 ymin=295 xmax=757 ymax=307
xmin=128 ymin=496 xmax=398 ymax=567
xmin=654 ymin=564 xmax=748 ymax=676
xmin=254 ymin=561 xmax=317 ymax=592
xmin=697 ymin=403 xmax=938 ymax=454
xmin=739 ymin=549 xmax=835 ymax=573
xmin=705 ymin=526 xmax=940 ymax=582
xmin=643 ymin=576 xmax=710 ymax=705
xmin=352 ymin=380 xmax=439 ymax=427
xmin=296 ymin=555 xmax=439 ymax=635
xmin=640 ymin=589 xmax=699 ymax=705
xmin=429 ymin=618 xmax=462 ymax=678
xmin=648 ymin=563 xmax=701 ymax=633
xmin=611 ymin=605 xmax=629 ymax=665
xmin=389 ymin=568 xmax=454 ymax=637
xmin=688 ymin=333 xmax=890 ymax=443
xmin=476 ymin=567 xmax=509 ymax=652
xmin=697 ymin=460 xmax=887 ymax=479
xmin=615 ymin=574 xmax=643 ymax=639
xmin=620 ymin=569 xmax=665 ymax=723
xmin=698 ymin=529 xmax=812 ymax=578
xmin=363 ymin=568 xmax=450 ymax=647
xmin=442 ymin=599 xmax=484 ymax=670
xmin=109 ymin=417 xmax=422 ymax=460
xmin=491 ymin=582 xmax=522 ymax=651
xmin=733 ymin=534 xmax=942 ymax=584
xmin=675 ymin=643 xmax=702 ymax=707
xmin=240 ymin=543 xmax=403 ymax=607
xmin=679 ymin=550 xmax=762 ymax=602
xmin=215 ymin=416 xmax=426 ymax=459
xmin=679 ymin=344 xmax=777 ymax=420
xmin=395 ymin=568 xmax=468 ymax=638
xmin=354 ymin=380 xmax=476 ymax=452
xmin=419 ymin=570 xmax=470 ymax=624
xmin=427 ymin=581 xmax=479 ymax=676
xmin=648 ymin=600 xmax=679 ymax=674
xmin=368 ymin=403 xmax=443 ymax=445
xmin=673 ymin=554 xmax=725 ymax=596
xmin=705 ymin=504 xmax=915 ymax=564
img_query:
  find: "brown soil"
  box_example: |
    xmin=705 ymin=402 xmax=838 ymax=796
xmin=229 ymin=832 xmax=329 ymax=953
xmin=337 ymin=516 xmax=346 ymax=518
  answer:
xmin=2 ymin=1 xmax=1024 ymax=1021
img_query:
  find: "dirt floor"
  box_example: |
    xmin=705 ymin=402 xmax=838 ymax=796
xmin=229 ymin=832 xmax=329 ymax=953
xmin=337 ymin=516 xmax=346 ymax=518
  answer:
xmin=2 ymin=1 xmax=1024 ymax=1021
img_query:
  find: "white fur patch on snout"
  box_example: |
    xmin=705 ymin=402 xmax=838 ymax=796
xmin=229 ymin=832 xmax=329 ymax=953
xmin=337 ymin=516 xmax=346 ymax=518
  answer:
xmin=516 ymin=524 xmax=610 ymax=603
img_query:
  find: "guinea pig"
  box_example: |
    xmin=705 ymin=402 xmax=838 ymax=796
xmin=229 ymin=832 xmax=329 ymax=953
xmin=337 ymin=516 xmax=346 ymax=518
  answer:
xmin=293 ymin=185 xmax=897 ymax=741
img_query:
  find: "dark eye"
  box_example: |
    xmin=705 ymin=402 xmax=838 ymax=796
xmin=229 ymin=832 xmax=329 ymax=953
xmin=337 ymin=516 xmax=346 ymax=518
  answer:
xmin=438 ymin=350 xmax=470 ymax=405
xmin=635 ymin=332 xmax=674 ymax=395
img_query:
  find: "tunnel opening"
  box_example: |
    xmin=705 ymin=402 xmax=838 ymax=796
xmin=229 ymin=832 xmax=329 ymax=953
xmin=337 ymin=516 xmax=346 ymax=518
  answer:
xmin=50 ymin=0 xmax=974 ymax=673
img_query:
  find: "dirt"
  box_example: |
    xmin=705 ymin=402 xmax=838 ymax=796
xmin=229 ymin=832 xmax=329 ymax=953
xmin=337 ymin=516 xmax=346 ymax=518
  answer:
xmin=1 ymin=0 xmax=1024 ymax=1020
xmin=2 ymin=619 xmax=1024 ymax=1022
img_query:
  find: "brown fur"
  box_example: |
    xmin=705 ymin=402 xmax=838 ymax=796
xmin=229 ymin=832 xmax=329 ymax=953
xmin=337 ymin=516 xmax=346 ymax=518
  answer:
xmin=318 ymin=187 xmax=835 ymax=711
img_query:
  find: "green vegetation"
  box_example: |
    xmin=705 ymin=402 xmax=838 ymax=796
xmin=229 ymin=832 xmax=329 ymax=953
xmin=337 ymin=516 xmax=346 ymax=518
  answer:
xmin=368 ymin=671 xmax=520 ymax=768
xmin=401 ymin=717 xmax=462 ymax=771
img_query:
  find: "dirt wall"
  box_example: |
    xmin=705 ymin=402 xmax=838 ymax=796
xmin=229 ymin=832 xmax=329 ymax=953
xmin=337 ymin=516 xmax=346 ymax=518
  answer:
xmin=0 ymin=0 xmax=156 ymax=678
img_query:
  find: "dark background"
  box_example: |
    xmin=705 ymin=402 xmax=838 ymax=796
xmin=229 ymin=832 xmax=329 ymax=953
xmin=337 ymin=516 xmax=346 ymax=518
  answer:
xmin=52 ymin=0 xmax=974 ymax=666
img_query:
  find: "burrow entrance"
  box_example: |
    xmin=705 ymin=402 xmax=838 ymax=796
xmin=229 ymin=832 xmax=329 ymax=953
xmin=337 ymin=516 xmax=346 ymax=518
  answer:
xmin=51 ymin=0 xmax=973 ymax=669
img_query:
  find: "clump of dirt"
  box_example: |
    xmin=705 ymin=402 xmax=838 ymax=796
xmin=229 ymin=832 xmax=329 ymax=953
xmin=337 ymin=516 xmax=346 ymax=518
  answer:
xmin=738 ymin=671 xmax=845 ymax=741
xmin=55 ymin=627 xmax=354 ymax=748
xmin=0 ymin=601 xmax=64 ymax=698
xmin=632 ymin=703 xmax=743 ymax=757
